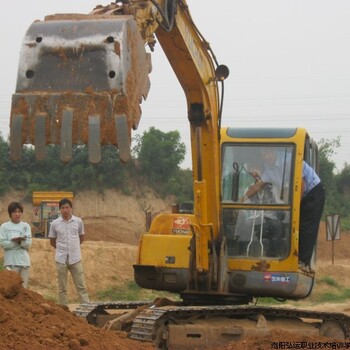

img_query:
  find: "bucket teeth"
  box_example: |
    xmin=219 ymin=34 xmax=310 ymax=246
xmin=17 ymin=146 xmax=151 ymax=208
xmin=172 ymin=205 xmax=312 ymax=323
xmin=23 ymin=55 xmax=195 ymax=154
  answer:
xmin=60 ymin=110 xmax=73 ymax=163
xmin=89 ymin=116 xmax=101 ymax=164
xmin=9 ymin=16 xmax=151 ymax=163
xmin=116 ymin=115 xmax=131 ymax=163
xmin=35 ymin=114 xmax=47 ymax=160
xmin=10 ymin=114 xmax=23 ymax=161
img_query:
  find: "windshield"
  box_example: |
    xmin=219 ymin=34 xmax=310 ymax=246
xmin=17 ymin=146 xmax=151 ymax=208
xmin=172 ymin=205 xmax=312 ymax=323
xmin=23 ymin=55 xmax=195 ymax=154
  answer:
xmin=221 ymin=144 xmax=294 ymax=259
xmin=221 ymin=144 xmax=293 ymax=205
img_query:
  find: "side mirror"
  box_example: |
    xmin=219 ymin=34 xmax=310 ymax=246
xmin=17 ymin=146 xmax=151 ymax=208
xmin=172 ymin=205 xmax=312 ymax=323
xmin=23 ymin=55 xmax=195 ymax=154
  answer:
xmin=215 ymin=65 xmax=230 ymax=81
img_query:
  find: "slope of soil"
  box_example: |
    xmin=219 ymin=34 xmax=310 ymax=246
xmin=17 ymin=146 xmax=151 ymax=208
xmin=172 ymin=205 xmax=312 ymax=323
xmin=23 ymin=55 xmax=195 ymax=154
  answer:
xmin=0 ymin=270 xmax=153 ymax=350
xmin=0 ymin=189 xmax=171 ymax=245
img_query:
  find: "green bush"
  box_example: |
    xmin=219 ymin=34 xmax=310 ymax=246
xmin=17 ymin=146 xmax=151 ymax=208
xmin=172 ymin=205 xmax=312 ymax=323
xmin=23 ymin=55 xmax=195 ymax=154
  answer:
xmin=340 ymin=216 xmax=350 ymax=231
xmin=318 ymin=276 xmax=340 ymax=288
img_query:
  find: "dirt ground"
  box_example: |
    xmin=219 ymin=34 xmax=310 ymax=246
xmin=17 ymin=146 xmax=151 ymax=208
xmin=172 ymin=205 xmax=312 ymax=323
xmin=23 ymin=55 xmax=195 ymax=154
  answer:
xmin=0 ymin=270 xmax=154 ymax=350
xmin=0 ymin=190 xmax=350 ymax=349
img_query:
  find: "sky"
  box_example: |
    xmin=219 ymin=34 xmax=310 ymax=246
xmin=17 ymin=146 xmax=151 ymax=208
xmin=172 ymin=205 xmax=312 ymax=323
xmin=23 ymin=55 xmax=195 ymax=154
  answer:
xmin=1 ymin=1 xmax=350 ymax=171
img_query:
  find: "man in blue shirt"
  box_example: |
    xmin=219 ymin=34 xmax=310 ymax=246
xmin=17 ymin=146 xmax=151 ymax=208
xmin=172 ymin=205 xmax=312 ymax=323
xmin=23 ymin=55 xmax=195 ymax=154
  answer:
xmin=242 ymin=148 xmax=325 ymax=267
xmin=299 ymin=161 xmax=325 ymax=272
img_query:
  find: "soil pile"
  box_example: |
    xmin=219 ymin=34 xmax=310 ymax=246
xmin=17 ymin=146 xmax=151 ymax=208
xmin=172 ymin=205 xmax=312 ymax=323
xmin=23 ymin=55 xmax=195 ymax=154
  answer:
xmin=0 ymin=270 xmax=153 ymax=350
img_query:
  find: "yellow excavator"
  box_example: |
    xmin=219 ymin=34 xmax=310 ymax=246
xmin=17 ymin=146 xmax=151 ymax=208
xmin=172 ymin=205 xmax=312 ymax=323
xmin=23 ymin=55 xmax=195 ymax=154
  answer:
xmin=9 ymin=0 xmax=350 ymax=348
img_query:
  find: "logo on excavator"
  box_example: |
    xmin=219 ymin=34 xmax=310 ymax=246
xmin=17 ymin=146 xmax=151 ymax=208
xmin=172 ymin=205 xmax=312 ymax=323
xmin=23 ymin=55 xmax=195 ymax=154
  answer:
xmin=264 ymin=273 xmax=291 ymax=283
xmin=172 ymin=217 xmax=191 ymax=235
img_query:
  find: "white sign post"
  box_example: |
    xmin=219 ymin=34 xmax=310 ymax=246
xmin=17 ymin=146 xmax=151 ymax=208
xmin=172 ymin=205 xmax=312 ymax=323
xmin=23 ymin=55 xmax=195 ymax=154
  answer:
xmin=326 ymin=214 xmax=340 ymax=265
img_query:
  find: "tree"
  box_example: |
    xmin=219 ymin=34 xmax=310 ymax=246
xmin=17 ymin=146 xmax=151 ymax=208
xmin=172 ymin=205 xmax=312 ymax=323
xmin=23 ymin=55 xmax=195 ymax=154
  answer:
xmin=318 ymin=137 xmax=341 ymax=216
xmin=0 ymin=130 xmax=192 ymax=202
xmin=337 ymin=163 xmax=350 ymax=197
xmin=137 ymin=127 xmax=186 ymax=185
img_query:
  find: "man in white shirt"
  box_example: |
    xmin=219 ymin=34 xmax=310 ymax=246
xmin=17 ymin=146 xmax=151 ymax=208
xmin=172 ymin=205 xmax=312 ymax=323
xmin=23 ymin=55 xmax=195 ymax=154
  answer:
xmin=242 ymin=147 xmax=291 ymax=204
xmin=49 ymin=198 xmax=89 ymax=305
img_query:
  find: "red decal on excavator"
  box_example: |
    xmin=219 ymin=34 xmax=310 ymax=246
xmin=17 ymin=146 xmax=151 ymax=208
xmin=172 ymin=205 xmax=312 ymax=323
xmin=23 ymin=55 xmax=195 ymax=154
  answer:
xmin=172 ymin=217 xmax=191 ymax=235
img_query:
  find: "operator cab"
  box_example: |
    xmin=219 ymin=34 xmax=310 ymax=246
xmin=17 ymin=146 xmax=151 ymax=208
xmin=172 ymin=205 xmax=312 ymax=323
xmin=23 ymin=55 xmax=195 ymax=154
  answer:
xmin=220 ymin=127 xmax=318 ymax=299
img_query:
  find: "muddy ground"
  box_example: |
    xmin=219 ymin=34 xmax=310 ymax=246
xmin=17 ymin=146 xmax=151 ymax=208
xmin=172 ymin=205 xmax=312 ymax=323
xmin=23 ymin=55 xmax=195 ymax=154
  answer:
xmin=0 ymin=189 xmax=350 ymax=349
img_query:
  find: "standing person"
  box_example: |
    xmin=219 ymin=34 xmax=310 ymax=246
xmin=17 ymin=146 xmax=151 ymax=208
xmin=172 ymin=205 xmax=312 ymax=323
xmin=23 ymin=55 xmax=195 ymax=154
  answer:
xmin=0 ymin=202 xmax=32 ymax=288
xmin=49 ymin=198 xmax=89 ymax=305
xmin=299 ymin=161 xmax=325 ymax=272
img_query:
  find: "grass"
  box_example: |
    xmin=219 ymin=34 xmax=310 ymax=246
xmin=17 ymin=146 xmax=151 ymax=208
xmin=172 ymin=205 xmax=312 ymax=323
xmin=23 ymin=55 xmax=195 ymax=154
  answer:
xmin=0 ymin=258 xmax=3 ymax=271
xmin=96 ymin=280 xmax=179 ymax=302
xmin=318 ymin=276 xmax=340 ymax=288
xmin=340 ymin=216 xmax=350 ymax=231
xmin=43 ymin=294 xmax=57 ymax=302
xmin=311 ymin=275 xmax=350 ymax=303
xmin=315 ymin=289 xmax=350 ymax=303
xmin=255 ymin=297 xmax=287 ymax=306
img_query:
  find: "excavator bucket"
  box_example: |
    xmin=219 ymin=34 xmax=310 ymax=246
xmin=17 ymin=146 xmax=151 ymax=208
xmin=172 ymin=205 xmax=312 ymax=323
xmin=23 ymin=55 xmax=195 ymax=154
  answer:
xmin=10 ymin=15 xmax=151 ymax=163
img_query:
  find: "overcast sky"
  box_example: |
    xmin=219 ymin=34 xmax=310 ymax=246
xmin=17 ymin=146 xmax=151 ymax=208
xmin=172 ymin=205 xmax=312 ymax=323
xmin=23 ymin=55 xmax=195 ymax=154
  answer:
xmin=1 ymin=1 xmax=350 ymax=171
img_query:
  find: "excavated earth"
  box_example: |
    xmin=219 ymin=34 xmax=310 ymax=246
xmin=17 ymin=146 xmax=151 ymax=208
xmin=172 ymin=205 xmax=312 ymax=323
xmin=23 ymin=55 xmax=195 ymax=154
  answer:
xmin=0 ymin=270 xmax=154 ymax=350
xmin=0 ymin=190 xmax=350 ymax=349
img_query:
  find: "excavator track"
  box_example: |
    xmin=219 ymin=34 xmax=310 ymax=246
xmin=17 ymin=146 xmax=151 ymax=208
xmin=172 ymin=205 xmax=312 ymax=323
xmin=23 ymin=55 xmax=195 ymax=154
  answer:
xmin=129 ymin=304 xmax=350 ymax=348
xmin=75 ymin=302 xmax=350 ymax=349
xmin=74 ymin=301 xmax=150 ymax=326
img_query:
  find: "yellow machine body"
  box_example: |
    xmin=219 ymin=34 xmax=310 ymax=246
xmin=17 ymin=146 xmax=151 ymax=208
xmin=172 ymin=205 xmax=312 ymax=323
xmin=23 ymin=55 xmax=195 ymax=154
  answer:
xmin=135 ymin=127 xmax=319 ymax=302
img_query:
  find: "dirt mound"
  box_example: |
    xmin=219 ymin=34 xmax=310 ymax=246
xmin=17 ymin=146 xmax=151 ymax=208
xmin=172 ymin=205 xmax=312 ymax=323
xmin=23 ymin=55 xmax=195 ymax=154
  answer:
xmin=73 ymin=190 xmax=170 ymax=245
xmin=0 ymin=270 xmax=153 ymax=350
